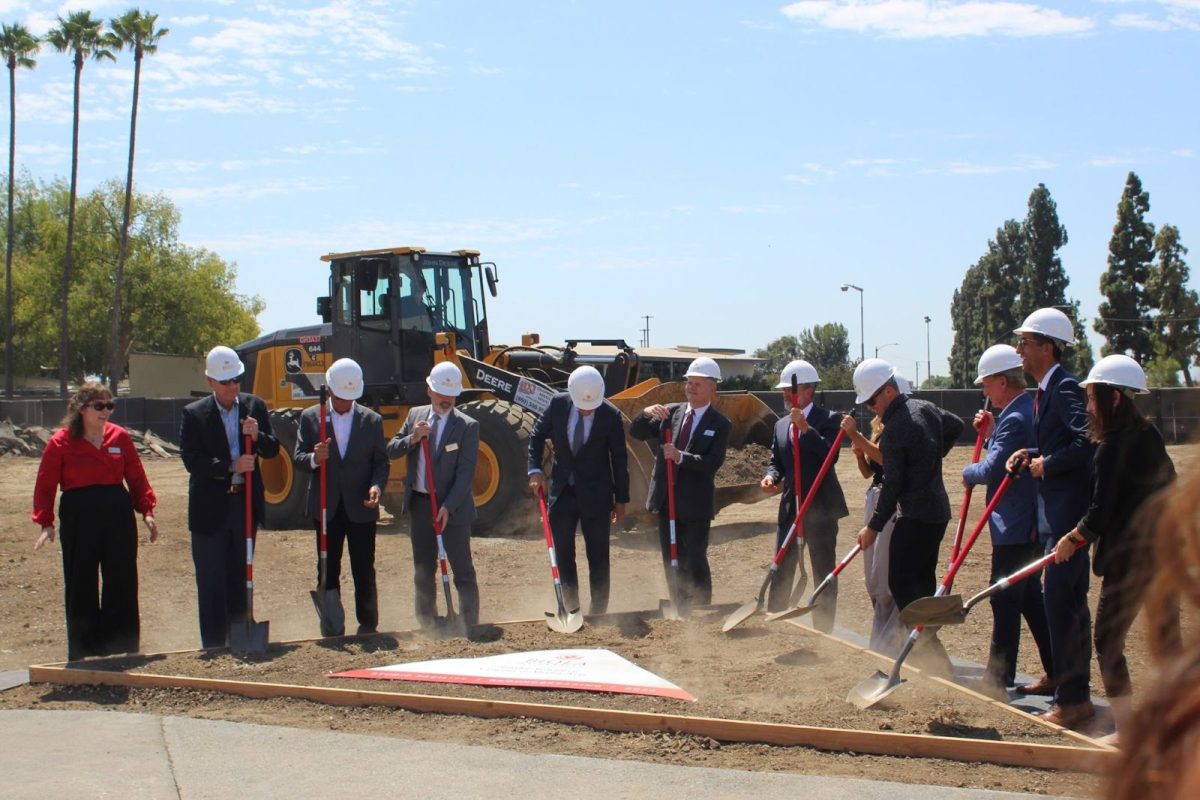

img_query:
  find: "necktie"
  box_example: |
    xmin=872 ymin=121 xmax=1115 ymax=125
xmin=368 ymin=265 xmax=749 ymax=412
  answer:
xmin=571 ymin=412 xmax=585 ymax=455
xmin=425 ymin=414 xmax=440 ymax=493
xmin=677 ymin=409 xmax=695 ymax=452
xmin=1035 ymin=388 xmax=1044 ymax=416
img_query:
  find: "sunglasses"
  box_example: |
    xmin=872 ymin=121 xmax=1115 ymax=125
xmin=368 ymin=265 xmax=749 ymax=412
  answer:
xmin=215 ymin=377 xmax=241 ymax=386
xmin=88 ymin=401 xmax=116 ymax=411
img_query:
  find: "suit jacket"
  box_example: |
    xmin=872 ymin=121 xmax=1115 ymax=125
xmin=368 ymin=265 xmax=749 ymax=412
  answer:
xmin=386 ymin=404 xmax=479 ymax=523
xmin=180 ymin=393 xmax=280 ymax=533
xmin=527 ymin=393 xmax=630 ymax=517
xmin=963 ymin=392 xmax=1037 ymax=546
xmin=1034 ymin=366 xmax=1093 ymax=538
xmin=294 ymin=402 xmax=390 ymax=523
xmin=765 ymin=405 xmax=849 ymax=528
xmin=630 ymin=403 xmax=730 ymax=521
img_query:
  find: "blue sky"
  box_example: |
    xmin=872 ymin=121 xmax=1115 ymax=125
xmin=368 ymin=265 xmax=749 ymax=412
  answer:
xmin=5 ymin=0 xmax=1197 ymax=381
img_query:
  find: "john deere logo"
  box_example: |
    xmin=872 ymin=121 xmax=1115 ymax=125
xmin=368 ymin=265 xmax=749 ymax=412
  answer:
xmin=284 ymin=348 xmax=303 ymax=374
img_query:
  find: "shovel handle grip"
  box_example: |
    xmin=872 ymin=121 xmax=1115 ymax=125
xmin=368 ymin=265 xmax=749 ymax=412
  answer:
xmin=318 ymin=386 xmax=328 ymax=555
xmin=244 ymin=434 xmax=254 ymax=587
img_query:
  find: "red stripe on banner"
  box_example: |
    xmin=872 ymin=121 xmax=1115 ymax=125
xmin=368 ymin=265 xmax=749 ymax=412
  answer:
xmin=327 ymin=669 xmax=697 ymax=702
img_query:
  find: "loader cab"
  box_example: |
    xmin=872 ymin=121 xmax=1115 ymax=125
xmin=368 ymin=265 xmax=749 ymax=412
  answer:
xmin=320 ymin=247 xmax=492 ymax=404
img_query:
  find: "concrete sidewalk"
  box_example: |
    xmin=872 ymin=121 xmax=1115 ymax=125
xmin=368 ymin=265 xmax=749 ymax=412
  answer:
xmin=1 ymin=709 xmax=1068 ymax=800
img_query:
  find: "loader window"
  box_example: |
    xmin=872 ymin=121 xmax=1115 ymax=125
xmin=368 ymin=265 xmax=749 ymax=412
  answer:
xmin=334 ymin=273 xmax=353 ymax=326
xmin=358 ymin=274 xmax=392 ymax=331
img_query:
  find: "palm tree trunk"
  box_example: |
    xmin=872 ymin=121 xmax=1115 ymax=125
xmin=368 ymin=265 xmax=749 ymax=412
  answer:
xmin=60 ymin=53 xmax=82 ymax=399
xmin=109 ymin=50 xmax=142 ymax=394
xmin=4 ymin=64 xmax=15 ymax=399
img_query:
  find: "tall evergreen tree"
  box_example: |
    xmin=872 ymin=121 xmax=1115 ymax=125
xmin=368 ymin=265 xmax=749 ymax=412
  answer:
xmin=107 ymin=9 xmax=168 ymax=393
xmin=949 ymin=262 xmax=986 ymax=387
xmin=1096 ymin=172 xmax=1156 ymax=362
xmin=1020 ymin=183 xmax=1070 ymax=319
xmin=0 ymin=23 xmax=38 ymax=399
xmin=1146 ymin=224 xmax=1199 ymax=386
xmin=980 ymin=219 xmax=1025 ymax=342
xmin=45 ymin=11 xmax=114 ymax=397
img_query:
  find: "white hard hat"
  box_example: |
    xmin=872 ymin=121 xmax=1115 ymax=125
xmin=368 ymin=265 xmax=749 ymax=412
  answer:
xmin=426 ymin=362 xmax=464 ymax=397
xmin=1014 ymin=307 xmax=1076 ymax=346
xmin=1081 ymin=354 xmax=1150 ymax=395
xmin=325 ymin=358 xmax=364 ymax=400
xmin=776 ymin=359 xmax=820 ymax=389
xmin=974 ymin=344 xmax=1024 ymax=385
xmin=205 ymin=345 xmax=244 ymax=382
xmin=894 ymin=373 xmax=912 ymax=395
xmin=567 ymin=366 xmax=605 ymax=411
xmin=853 ymin=358 xmax=895 ymax=404
xmin=684 ymin=357 xmax=721 ymax=382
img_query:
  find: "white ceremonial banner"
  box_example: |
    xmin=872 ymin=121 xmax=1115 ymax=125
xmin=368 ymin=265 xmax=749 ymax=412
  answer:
xmin=329 ymin=648 xmax=696 ymax=701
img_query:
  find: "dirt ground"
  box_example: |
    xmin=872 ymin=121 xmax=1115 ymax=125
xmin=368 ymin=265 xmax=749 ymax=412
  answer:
xmin=3 ymin=444 xmax=1197 ymax=796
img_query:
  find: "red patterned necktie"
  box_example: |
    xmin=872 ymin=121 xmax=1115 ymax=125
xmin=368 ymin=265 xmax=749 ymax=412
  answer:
xmin=1035 ymin=388 xmax=1043 ymax=416
xmin=677 ymin=409 xmax=695 ymax=452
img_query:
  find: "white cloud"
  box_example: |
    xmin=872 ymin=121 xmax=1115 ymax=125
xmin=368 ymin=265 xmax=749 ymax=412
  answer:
xmin=1111 ymin=12 xmax=1173 ymax=28
xmin=1089 ymin=155 xmax=1130 ymax=167
xmin=164 ymin=177 xmax=331 ymax=203
xmin=1173 ymin=148 xmax=1196 ymax=158
xmin=780 ymin=0 xmax=1095 ymax=38
xmin=929 ymin=156 xmax=1056 ymax=174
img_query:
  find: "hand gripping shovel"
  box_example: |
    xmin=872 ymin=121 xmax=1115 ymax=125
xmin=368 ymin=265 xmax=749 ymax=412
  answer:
xmin=766 ymin=543 xmax=863 ymax=623
xmin=723 ymin=427 xmax=847 ymax=632
xmin=847 ymin=459 xmax=1026 ymax=709
xmin=311 ymin=385 xmax=346 ymax=637
xmin=537 ymin=486 xmax=583 ymax=633
xmin=900 ymin=541 xmax=1081 ymax=628
xmin=230 ymin=433 xmax=270 ymax=655
xmin=421 ymin=435 xmax=459 ymax=633
xmin=786 ymin=374 xmax=809 ymax=606
xmin=659 ymin=426 xmax=684 ymax=621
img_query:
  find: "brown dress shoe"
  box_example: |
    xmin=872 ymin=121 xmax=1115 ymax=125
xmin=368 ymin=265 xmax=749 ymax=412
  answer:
xmin=1038 ymin=701 xmax=1096 ymax=728
xmin=1015 ymin=675 xmax=1056 ymax=695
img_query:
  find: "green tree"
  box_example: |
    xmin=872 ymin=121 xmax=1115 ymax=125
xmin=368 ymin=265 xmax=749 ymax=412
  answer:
xmin=1096 ymin=172 xmax=1156 ymax=362
xmin=1020 ymin=183 xmax=1070 ymax=319
xmin=1062 ymin=300 xmax=1095 ymax=377
xmin=753 ymin=334 xmax=801 ymax=378
xmin=45 ymin=10 xmax=114 ymax=396
xmin=979 ymin=219 xmax=1025 ymax=342
xmin=106 ymin=9 xmax=168 ymax=392
xmin=797 ymin=322 xmax=853 ymax=389
xmin=922 ymin=374 xmax=953 ymax=390
xmin=0 ymin=22 xmax=37 ymax=398
xmin=1146 ymin=224 xmax=1199 ymax=386
xmin=949 ymin=261 xmax=986 ymax=387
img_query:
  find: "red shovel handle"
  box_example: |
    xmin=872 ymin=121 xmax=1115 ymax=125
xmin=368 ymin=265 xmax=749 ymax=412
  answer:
xmin=536 ymin=486 xmax=561 ymax=580
xmin=940 ymin=464 xmax=1021 ymax=590
xmin=789 ymin=374 xmax=804 ymax=535
xmin=318 ymin=386 xmax=328 ymax=555
xmin=244 ymin=434 xmax=254 ymax=583
xmin=951 ymin=425 xmax=986 ymax=562
xmin=420 ymin=435 xmax=441 ymax=534
xmin=664 ymin=426 xmax=676 ymax=521
xmin=773 ymin=427 xmax=847 ymax=566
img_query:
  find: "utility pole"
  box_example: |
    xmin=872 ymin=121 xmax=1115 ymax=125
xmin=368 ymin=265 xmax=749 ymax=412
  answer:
xmin=640 ymin=315 xmax=653 ymax=348
xmin=915 ymin=361 xmax=920 ymax=391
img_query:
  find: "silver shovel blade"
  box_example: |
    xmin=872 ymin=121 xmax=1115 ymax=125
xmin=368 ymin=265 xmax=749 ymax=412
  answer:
xmin=764 ymin=602 xmax=817 ymax=623
xmin=229 ymin=619 xmax=270 ymax=655
xmin=898 ymin=594 xmax=967 ymax=627
xmin=545 ymin=608 xmax=584 ymax=634
xmin=722 ymin=599 xmax=760 ymax=633
xmin=659 ymin=598 xmax=683 ymax=621
xmin=847 ymin=670 xmax=904 ymax=709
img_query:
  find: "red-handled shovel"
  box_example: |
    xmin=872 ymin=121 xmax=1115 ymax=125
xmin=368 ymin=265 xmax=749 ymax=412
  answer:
xmin=421 ymin=435 xmax=459 ymax=633
xmin=659 ymin=426 xmax=684 ymax=620
xmin=949 ymin=401 xmax=989 ymax=574
xmin=766 ymin=543 xmax=864 ymax=623
xmin=230 ymin=433 xmax=269 ymax=655
xmin=723 ymin=427 xmax=847 ymax=633
xmin=537 ymin=486 xmax=584 ymax=633
xmin=786 ymin=374 xmax=810 ymax=605
xmin=847 ymin=457 xmax=1028 ymax=709
xmin=311 ymin=385 xmax=345 ymax=636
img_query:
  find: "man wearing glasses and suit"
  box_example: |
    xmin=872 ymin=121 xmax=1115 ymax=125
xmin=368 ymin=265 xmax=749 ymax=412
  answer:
xmin=179 ymin=346 xmax=279 ymax=649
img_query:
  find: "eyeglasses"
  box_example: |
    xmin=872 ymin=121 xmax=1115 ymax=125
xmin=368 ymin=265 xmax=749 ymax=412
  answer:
xmin=1014 ymin=337 xmax=1041 ymax=350
xmin=864 ymin=388 xmax=885 ymax=408
xmin=215 ymin=377 xmax=241 ymax=386
xmin=88 ymin=401 xmax=116 ymax=411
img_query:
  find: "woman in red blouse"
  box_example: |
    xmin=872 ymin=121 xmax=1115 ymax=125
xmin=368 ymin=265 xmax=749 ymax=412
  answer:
xmin=32 ymin=382 xmax=159 ymax=660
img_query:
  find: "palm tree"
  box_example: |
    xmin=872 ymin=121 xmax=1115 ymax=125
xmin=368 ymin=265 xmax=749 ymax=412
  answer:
xmin=45 ymin=11 xmax=114 ymax=398
xmin=107 ymin=9 xmax=168 ymax=394
xmin=0 ymin=23 xmax=38 ymax=399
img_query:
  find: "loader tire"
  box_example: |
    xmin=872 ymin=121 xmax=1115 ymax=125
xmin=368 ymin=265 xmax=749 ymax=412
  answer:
xmin=261 ymin=408 xmax=307 ymax=530
xmin=458 ymin=398 xmax=539 ymax=537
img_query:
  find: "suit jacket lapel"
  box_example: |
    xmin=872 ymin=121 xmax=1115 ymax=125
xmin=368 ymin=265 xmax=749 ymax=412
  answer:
xmin=207 ymin=395 xmax=234 ymax=460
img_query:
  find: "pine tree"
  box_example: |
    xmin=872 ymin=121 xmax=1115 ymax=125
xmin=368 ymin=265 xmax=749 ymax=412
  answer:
xmin=1020 ymin=183 xmax=1070 ymax=319
xmin=949 ymin=262 xmax=986 ymax=387
xmin=1146 ymin=224 xmax=1199 ymax=386
xmin=1096 ymin=172 xmax=1156 ymax=361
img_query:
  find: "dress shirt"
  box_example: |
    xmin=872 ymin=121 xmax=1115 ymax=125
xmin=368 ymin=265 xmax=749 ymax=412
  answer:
xmin=32 ymin=423 xmax=157 ymax=526
xmin=414 ymin=409 xmax=449 ymax=493
xmin=529 ymin=404 xmax=595 ymax=476
xmin=217 ymin=395 xmax=244 ymax=484
xmin=330 ymin=401 xmax=354 ymax=458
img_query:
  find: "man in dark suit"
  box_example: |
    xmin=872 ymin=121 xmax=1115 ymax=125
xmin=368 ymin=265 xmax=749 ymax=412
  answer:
xmin=295 ymin=358 xmax=389 ymax=636
xmin=528 ymin=366 xmax=630 ymax=616
xmin=760 ymin=360 xmax=848 ymax=629
xmin=1008 ymin=307 xmax=1095 ymax=728
xmin=179 ymin=345 xmax=280 ymax=649
xmin=386 ymin=362 xmax=481 ymax=632
xmin=630 ymin=357 xmax=731 ymax=611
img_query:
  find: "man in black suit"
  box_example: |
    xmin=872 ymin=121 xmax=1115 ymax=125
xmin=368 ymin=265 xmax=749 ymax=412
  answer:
xmin=179 ymin=346 xmax=279 ymax=649
xmin=528 ymin=366 xmax=630 ymax=615
xmin=294 ymin=358 xmax=390 ymax=636
xmin=760 ymin=360 xmax=848 ymax=628
xmin=630 ymin=357 xmax=731 ymax=610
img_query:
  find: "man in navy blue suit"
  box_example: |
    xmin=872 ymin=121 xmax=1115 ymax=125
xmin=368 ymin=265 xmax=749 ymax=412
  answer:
xmin=964 ymin=345 xmax=1053 ymax=698
xmin=528 ymin=366 xmax=629 ymax=616
xmin=760 ymin=359 xmax=848 ymax=629
xmin=1007 ymin=308 xmax=1095 ymax=729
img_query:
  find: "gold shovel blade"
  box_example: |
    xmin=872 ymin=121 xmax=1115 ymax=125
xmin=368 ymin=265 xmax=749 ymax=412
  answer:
xmin=898 ymin=594 xmax=967 ymax=627
xmin=847 ymin=670 xmax=904 ymax=710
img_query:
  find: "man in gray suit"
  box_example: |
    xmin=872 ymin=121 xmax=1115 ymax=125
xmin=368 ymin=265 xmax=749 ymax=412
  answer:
xmin=295 ymin=358 xmax=389 ymax=636
xmin=387 ymin=361 xmax=481 ymax=632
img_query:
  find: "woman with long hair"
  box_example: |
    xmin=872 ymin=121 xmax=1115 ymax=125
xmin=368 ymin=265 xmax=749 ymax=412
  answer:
xmin=31 ymin=381 xmax=159 ymax=660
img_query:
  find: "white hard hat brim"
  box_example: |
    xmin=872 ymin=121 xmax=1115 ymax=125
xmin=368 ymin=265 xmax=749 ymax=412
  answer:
xmin=426 ymin=375 xmax=463 ymax=396
xmin=205 ymin=361 xmax=245 ymax=381
xmin=328 ymin=381 xmax=364 ymax=400
xmin=573 ymin=395 xmax=603 ymax=411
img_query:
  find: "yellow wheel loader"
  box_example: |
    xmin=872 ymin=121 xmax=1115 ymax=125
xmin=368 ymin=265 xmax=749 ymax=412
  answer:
xmin=235 ymin=246 xmax=777 ymax=536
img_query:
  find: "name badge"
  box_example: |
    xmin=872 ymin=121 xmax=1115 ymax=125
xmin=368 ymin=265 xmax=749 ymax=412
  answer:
xmin=703 ymin=429 xmax=716 ymax=437
xmin=107 ymin=446 xmax=122 ymax=454
xmin=445 ymin=443 xmax=459 ymax=452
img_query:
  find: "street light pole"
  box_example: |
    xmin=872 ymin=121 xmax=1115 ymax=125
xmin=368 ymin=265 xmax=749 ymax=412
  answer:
xmin=923 ymin=315 xmax=932 ymax=386
xmin=841 ymin=283 xmax=864 ymax=362
xmin=875 ymin=342 xmax=898 ymax=358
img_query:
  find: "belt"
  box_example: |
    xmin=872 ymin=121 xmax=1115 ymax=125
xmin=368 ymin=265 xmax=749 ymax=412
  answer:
xmin=227 ymin=483 xmax=247 ymax=495
xmin=411 ymin=490 xmax=428 ymax=498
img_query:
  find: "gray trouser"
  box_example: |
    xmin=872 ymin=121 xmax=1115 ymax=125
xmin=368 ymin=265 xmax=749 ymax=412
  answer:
xmin=863 ymin=485 xmax=903 ymax=656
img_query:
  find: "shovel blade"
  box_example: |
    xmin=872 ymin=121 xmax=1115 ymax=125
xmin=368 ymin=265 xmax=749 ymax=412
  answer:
xmin=722 ymin=599 xmax=760 ymax=633
xmin=847 ymin=670 xmax=904 ymax=710
xmin=229 ymin=619 xmax=270 ymax=655
xmin=764 ymin=602 xmax=817 ymax=624
xmin=311 ymin=588 xmax=346 ymax=637
xmin=659 ymin=598 xmax=683 ymax=621
xmin=898 ymin=594 xmax=967 ymax=627
xmin=545 ymin=608 xmax=584 ymax=634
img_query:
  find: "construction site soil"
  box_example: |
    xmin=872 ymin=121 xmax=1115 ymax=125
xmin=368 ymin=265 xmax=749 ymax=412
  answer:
xmin=3 ymin=444 xmax=1197 ymax=796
